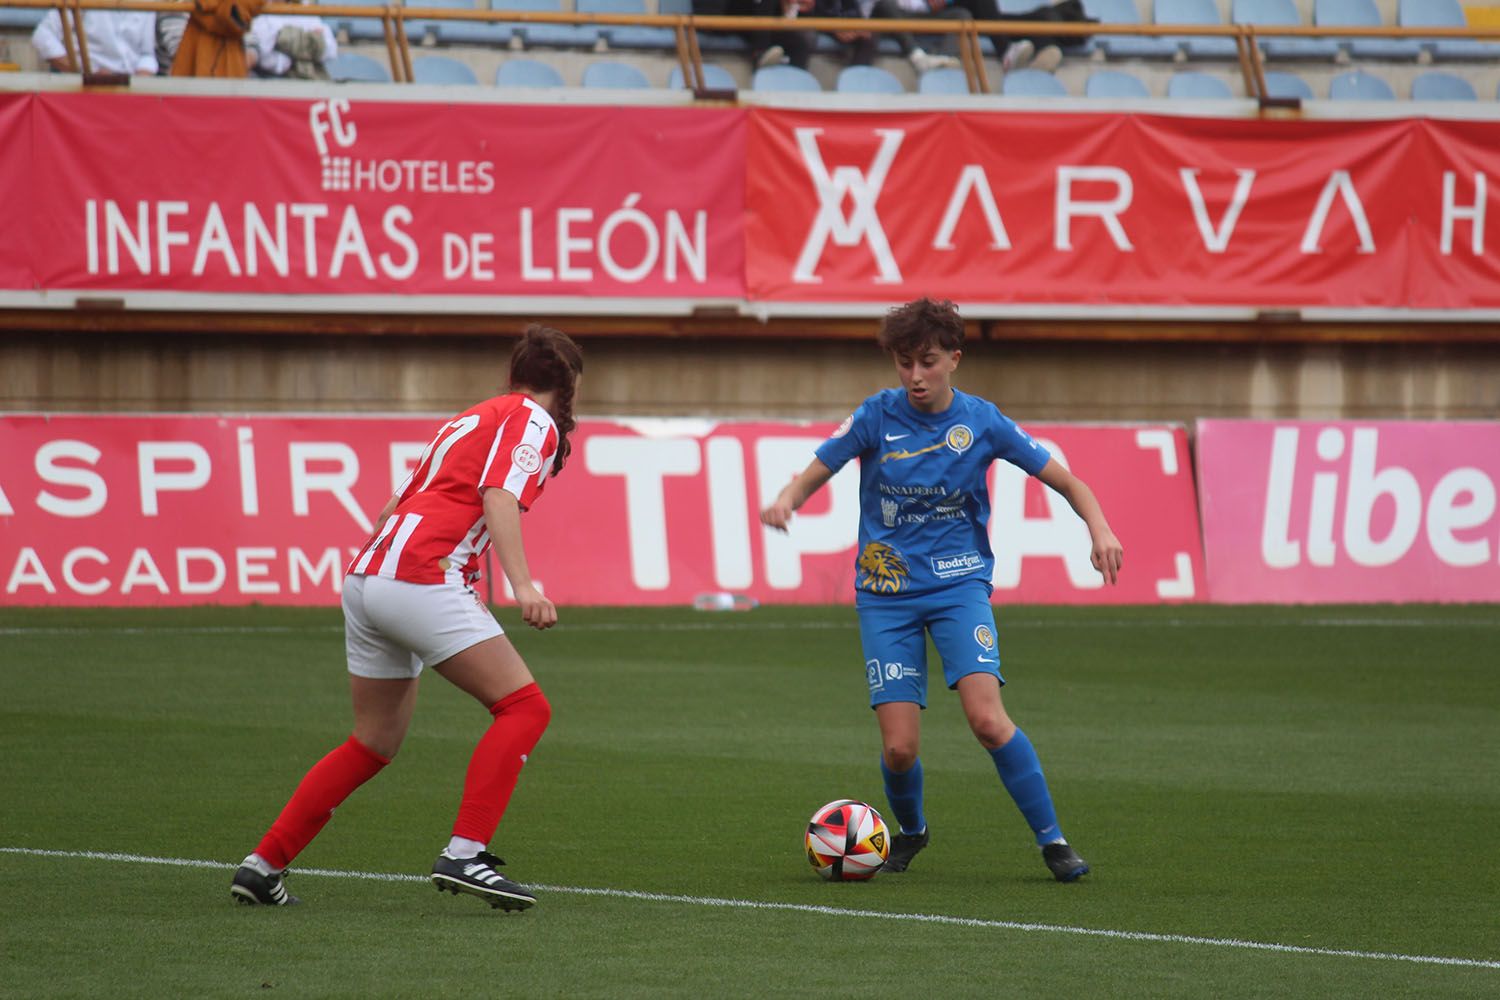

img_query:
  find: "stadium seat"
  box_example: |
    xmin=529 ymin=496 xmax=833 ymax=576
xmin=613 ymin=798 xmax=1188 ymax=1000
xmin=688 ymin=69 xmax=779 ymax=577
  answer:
xmin=499 ymin=0 xmax=601 ymax=49
xmin=1085 ymin=69 xmax=1151 ymax=97
xmin=581 ymin=60 xmax=651 ymax=88
xmin=407 ymin=0 xmax=511 ymax=46
xmin=1167 ymin=71 xmax=1233 ymax=98
xmin=1410 ymin=70 xmax=1477 ymax=100
xmin=320 ymin=0 xmax=419 ymax=42
xmin=1083 ymin=0 xmax=1180 ymax=59
xmin=1001 ymin=68 xmax=1068 ymax=96
xmin=667 ymin=64 xmax=738 ymax=90
xmin=327 ymin=51 xmax=392 ymax=82
xmin=496 ymin=57 xmax=566 ymax=87
xmin=1315 ymin=0 xmax=1419 ymax=61
xmin=837 ymin=65 xmax=904 ymax=94
xmin=582 ymin=0 xmax=674 ymax=50
xmin=412 ymin=54 xmax=479 ymax=85
xmin=751 ymin=65 xmax=821 ymax=91
xmin=0 ymin=7 xmax=45 ymax=27
xmin=1234 ymin=0 xmax=1340 ymax=60
xmin=918 ymin=67 xmax=971 ymax=94
xmin=1399 ymin=0 xmax=1500 ymax=60
xmin=1156 ymin=0 xmax=1239 ymax=59
xmin=1328 ymin=68 xmax=1394 ymax=100
xmin=1262 ymin=69 xmax=1313 ymax=99
xmin=675 ymin=0 xmax=748 ymax=52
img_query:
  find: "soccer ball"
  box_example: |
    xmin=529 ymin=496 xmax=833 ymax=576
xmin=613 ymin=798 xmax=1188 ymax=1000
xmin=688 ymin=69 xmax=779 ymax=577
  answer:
xmin=805 ymin=799 xmax=889 ymax=881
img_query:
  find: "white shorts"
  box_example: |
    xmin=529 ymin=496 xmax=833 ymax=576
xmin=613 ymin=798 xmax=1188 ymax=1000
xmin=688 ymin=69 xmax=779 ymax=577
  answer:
xmin=342 ymin=574 xmax=504 ymax=680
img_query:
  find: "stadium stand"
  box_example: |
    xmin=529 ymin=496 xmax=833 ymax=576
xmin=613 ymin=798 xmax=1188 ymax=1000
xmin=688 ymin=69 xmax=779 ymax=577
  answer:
xmin=582 ymin=58 xmax=650 ymax=87
xmin=668 ymin=62 xmax=736 ymax=89
xmin=1400 ymin=0 xmax=1500 ymax=61
xmin=1235 ymin=0 xmax=1340 ymax=60
xmin=1083 ymin=0 xmax=1179 ymax=59
xmin=1411 ymin=69 xmax=1478 ymax=100
xmin=1001 ymin=67 xmax=1067 ymax=95
xmin=326 ymin=50 xmax=392 ymax=82
xmin=412 ymin=53 xmax=481 ymax=83
xmin=1262 ymin=68 xmax=1314 ymax=98
xmin=918 ymin=66 xmax=971 ymax=93
xmin=1157 ymin=0 xmax=1239 ymax=59
xmin=752 ymin=64 xmax=821 ymax=91
xmin=582 ymin=0 xmax=675 ymax=50
xmin=836 ymin=64 xmax=903 ymax=93
xmin=1319 ymin=0 xmax=1420 ymax=60
xmin=497 ymin=56 xmax=567 ymax=86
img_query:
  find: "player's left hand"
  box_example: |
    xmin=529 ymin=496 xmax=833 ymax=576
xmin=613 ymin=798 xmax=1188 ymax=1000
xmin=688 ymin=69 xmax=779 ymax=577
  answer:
xmin=1091 ymin=531 xmax=1123 ymax=584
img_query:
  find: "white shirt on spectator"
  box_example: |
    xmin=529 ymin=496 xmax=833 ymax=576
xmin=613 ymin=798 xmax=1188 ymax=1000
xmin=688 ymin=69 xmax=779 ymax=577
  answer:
xmin=32 ymin=10 xmax=158 ymax=74
xmin=247 ymin=14 xmax=337 ymax=76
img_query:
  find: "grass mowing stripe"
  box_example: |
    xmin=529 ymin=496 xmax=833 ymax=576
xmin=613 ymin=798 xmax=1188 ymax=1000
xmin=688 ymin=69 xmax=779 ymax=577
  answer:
xmin=5 ymin=847 xmax=1497 ymax=972
xmin=4 ymin=618 xmax=1497 ymax=637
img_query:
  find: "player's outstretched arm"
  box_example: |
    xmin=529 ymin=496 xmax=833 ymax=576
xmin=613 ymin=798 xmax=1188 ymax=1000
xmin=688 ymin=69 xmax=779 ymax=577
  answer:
xmin=482 ymin=486 xmax=558 ymax=630
xmin=759 ymin=459 xmax=835 ymax=533
xmin=1036 ymin=459 xmax=1124 ymax=585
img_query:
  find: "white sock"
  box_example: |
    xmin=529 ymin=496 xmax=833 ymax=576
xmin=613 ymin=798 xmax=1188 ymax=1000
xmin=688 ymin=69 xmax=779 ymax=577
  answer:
xmin=1044 ymin=837 xmax=1068 ymax=847
xmin=446 ymin=836 xmax=486 ymax=860
xmin=243 ymin=852 xmax=280 ymax=876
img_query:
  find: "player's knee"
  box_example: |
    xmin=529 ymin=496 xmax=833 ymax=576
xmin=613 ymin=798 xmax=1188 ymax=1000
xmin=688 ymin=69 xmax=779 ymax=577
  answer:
xmin=970 ymin=716 xmax=1016 ymax=751
xmin=883 ymin=744 xmax=919 ymax=772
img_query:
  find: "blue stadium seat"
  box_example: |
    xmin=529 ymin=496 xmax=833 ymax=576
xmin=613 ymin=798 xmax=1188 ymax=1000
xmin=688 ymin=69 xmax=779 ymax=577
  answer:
xmin=1262 ymin=69 xmax=1313 ymax=99
xmin=499 ymin=0 xmax=601 ymax=48
xmin=1399 ymin=0 xmax=1500 ymax=60
xmin=496 ymin=57 xmax=566 ymax=87
xmin=1316 ymin=0 xmax=1419 ymax=61
xmin=752 ymin=65 xmax=821 ymax=91
xmin=1328 ymin=69 xmax=1394 ymax=100
xmin=582 ymin=60 xmax=651 ymax=87
xmin=411 ymin=54 xmax=479 ymax=85
xmin=667 ymin=64 xmax=738 ymax=90
xmin=0 ymin=7 xmax=46 ymax=28
xmin=319 ymin=0 xmax=420 ymax=42
xmin=582 ymin=0 xmax=674 ymax=50
xmin=1085 ymin=68 xmax=1150 ymax=97
xmin=918 ymin=67 xmax=971 ymax=94
xmin=837 ymin=65 xmax=904 ymax=94
xmin=1001 ymin=68 xmax=1068 ymax=96
xmin=1167 ymin=70 xmax=1233 ymax=98
xmin=1083 ymin=0 xmax=1180 ymax=59
xmin=1234 ymin=0 xmax=1339 ymax=60
xmin=1156 ymin=0 xmax=1239 ymax=59
xmin=327 ymin=52 xmax=392 ymax=82
xmin=675 ymin=0 xmax=747 ymax=52
xmin=1411 ymin=70 xmax=1477 ymax=101
xmin=407 ymin=0 xmax=511 ymax=46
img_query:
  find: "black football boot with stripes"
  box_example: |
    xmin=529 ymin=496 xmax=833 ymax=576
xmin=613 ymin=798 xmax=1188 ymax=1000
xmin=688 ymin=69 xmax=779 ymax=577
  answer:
xmin=431 ymin=850 xmax=536 ymax=911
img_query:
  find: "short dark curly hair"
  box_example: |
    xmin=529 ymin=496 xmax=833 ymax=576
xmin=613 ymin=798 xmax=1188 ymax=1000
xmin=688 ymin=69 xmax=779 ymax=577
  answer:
xmin=876 ymin=298 xmax=965 ymax=356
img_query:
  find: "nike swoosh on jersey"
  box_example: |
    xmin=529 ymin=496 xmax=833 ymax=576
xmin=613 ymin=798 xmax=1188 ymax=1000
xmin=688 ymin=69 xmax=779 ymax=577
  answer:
xmin=884 ymin=432 xmax=911 ymax=441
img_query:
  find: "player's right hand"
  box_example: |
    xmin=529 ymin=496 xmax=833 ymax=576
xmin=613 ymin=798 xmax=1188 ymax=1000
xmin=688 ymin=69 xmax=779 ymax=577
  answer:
xmin=760 ymin=500 xmax=793 ymax=532
xmin=515 ymin=584 xmax=557 ymax=630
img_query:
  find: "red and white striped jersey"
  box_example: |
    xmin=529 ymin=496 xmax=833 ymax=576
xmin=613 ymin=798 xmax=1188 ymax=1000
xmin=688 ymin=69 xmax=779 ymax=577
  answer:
xmin=347 ymin=393 xmax=559 ymax=585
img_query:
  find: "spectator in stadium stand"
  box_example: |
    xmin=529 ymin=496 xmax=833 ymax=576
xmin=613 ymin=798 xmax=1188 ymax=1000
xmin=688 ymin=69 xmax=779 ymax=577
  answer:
xmin=155 ymin=9 xmax=189 ymax=74
xmin=694 ymin=0 xmax=816 ymax=70
xmin=31 ymin=9 xmax=159 ymax=75
xmin=858 ymin=0 xmax=967 ymax=73
xmin=246 ymin=2 xmax=338 ymax=79
xmin=230 ymin=325 xmax=584 ymax=911
xmin=760 ymin=298 xmax=1122 ymax=883
xmin=170 ymin=0 xmax=264 ymax=77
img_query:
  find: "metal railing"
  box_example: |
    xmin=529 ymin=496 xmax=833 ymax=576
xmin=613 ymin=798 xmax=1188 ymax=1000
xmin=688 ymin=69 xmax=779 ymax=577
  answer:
xmin=5 ymin=0 xmax=1500 ymax=100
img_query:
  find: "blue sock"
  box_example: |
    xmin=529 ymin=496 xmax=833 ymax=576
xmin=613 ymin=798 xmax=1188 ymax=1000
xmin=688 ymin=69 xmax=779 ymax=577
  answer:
xmin=880 ymin=757 xmax=926 ymax=836
xmin=989 ymin=729 xmax=1063 ymax=847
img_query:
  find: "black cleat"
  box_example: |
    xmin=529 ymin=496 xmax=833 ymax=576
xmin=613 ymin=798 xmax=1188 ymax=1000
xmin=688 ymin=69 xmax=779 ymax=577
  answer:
xmin=1042 ymin=842 xmax=1090 ymax=882
xmin=882 ymin=827 xmax=930 ymax=873
xmin=431 ymin=850 xmax=536 ymax=911
xmin=230 ymin=861 xmax=300 ymax=906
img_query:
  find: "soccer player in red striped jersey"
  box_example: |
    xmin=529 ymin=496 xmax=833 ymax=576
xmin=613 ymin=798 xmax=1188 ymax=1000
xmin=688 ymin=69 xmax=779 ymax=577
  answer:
xmin=231 ymin=325 xmax=583 ymax=911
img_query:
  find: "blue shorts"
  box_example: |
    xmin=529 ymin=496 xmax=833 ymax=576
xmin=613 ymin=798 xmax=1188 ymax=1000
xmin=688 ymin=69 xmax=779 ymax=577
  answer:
xmin=857 ymin=580 xmax=1004 ymax=709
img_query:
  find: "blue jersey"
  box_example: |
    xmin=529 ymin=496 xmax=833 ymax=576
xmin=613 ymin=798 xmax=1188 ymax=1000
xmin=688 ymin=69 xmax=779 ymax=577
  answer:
xmin=815 ymin=388 xmax=1050 ymax=599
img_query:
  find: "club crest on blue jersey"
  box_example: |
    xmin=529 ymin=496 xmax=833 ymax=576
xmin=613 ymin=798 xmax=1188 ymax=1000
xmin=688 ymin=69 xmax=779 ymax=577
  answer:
xmin=945 ymin=424 xmax=974 ymax=454
xmin=857 ymin=542 xmax=910 ymax=594
xmin=974 ymin=624 xmax=995 ymax=650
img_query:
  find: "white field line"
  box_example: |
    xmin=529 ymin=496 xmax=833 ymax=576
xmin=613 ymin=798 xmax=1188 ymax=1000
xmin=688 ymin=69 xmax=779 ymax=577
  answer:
xmin=2 ymin=847 xmax=1496 ymax=972
xmin=1 ymin=618 xmax=1497 ymax=638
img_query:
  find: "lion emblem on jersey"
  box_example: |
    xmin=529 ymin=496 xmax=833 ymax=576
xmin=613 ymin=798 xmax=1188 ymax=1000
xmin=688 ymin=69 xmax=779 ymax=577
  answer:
xmin=974 ymin=624 xmax=995 ymax=650
xmin=945 ymin=424 xmax=974 ymax=454
xmin=512 ymin=443 xmax=542 ymax=475
xmin=857 ymin=542 xmax=910 ymax=594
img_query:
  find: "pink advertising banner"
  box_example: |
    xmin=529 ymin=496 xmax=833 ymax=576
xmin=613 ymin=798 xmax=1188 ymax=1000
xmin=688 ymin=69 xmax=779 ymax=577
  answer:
xmin=1197 ymin=420 xmax=1500 ymax=603
xmin=0 ymin=414 xmax=1201 ymax=607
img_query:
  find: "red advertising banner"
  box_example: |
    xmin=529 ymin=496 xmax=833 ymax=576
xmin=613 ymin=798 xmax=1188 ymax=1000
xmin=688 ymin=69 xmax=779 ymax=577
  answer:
xmin=0 ymin=414 xmax=1202 ymax=607
xmin=4 ymin=91 xmax=1500 ymax=311
xmin=4 ymin=92 xmax=745 ymax=299
xmin=746 ymin=110 xmax=1500 ymax=309
xmin=1197 ymin=420 xmax=1500 ymax=603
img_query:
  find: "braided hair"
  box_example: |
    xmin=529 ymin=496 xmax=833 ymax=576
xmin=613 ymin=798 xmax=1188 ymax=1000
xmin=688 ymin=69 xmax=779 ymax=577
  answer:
xmin=508 ymin=324 xmax=584 ymax=476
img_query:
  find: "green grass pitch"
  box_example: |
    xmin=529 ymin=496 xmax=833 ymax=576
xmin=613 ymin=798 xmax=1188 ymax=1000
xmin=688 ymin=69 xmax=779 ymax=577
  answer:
xmin=1 ymin=604 xmax=1497 ymax=998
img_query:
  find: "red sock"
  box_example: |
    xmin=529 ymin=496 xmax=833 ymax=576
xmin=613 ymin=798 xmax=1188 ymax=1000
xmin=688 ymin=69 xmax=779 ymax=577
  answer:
xmin=255 ymin=735 xmax=390 ymax=870
xmin=452 ymin=683 xmax=552 ymax=844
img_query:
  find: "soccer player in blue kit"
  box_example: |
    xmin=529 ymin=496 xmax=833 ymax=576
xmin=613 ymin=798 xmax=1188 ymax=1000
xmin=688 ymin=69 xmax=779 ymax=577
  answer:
xmin=761 ymin=298 xmax=1123 ymax=882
